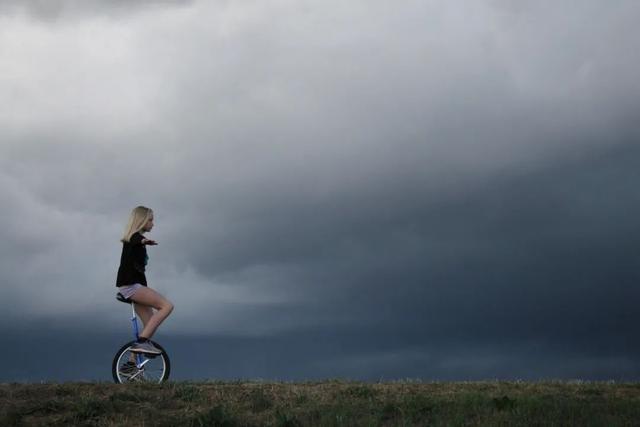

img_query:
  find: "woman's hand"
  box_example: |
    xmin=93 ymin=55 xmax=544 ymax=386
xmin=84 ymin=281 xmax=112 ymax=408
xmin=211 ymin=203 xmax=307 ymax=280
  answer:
xmin=142 ymin=238 xmax=158 ymax=245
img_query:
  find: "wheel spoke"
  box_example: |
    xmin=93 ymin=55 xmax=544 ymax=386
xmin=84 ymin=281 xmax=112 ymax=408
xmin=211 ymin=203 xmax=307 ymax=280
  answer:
xmin=113 ymin=344 xmax=169 ymax=384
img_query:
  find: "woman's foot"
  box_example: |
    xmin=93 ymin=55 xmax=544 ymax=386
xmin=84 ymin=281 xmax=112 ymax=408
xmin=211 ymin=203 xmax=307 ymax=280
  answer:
xmin=120 ymin=361 xmax=139 ymax=375
xmin=130 ymin=341 xmax=162 ymax=354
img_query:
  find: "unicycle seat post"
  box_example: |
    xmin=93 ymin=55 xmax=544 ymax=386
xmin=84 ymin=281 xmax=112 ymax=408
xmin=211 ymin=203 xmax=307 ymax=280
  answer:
xmin=129 ymin=301 xmax=144 ymax=367
xmin=131 ymin=301 xmax=139 ymax=341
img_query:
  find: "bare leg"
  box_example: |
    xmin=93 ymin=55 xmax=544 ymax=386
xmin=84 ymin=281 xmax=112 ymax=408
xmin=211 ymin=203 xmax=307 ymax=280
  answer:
xmin=135 ymin=304 xmax=154 ymax=330
xmin=131 ymin=304 xmax=154 ymax=362
xmin=130 ymin=287 xmax=174 ymax=340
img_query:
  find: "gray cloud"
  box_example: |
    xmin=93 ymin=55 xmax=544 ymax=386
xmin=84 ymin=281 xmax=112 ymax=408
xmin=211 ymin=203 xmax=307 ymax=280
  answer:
xmin=0 ymin=0 xmax=193 ymax=21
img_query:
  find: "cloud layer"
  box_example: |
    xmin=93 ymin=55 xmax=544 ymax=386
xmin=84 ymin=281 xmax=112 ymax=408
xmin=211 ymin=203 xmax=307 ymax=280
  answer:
xmin=1 ymin=0 xmax=639 ymax=380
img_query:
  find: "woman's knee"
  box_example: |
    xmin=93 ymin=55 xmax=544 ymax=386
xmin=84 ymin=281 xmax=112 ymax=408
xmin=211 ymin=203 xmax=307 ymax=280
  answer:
xmin=161 ymin=300 xmax=174 ymax=315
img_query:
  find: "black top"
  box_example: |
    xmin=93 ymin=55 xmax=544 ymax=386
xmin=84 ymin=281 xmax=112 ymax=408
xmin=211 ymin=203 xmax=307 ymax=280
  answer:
xmin=116 ymin=232 xmax=148 ymax=287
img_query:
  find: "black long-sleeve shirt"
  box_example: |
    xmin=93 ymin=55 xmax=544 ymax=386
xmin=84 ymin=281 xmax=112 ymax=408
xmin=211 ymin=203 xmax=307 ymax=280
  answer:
xmin=116 ymin=232 xmax=148 ymax=287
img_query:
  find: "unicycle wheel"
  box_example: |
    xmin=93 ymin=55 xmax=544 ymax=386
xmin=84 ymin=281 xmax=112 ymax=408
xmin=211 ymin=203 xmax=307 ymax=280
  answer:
xmin=112 ymin=340 xmax=171 ymax=384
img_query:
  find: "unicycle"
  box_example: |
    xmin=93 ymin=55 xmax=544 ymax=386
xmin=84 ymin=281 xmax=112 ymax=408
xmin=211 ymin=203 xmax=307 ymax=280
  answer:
xmin=112 ymin=293 xmax=171 ymax=383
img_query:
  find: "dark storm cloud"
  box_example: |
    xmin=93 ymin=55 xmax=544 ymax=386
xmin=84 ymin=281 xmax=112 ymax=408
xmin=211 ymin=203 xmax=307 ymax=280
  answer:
xmin=181 ymin=139 xmax=640 ymax=345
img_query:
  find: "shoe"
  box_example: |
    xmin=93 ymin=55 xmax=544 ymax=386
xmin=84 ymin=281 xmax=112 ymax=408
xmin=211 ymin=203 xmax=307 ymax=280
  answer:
xmin=130 ymin=341 xmax=162 ymax=355
xmin=120 ymin=361 xmax=138 ymax=375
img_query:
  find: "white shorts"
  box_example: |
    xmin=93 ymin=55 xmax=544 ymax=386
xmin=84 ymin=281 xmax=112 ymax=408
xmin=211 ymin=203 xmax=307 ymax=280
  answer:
xmin=117 ymin=283 xmax=145 ymax=299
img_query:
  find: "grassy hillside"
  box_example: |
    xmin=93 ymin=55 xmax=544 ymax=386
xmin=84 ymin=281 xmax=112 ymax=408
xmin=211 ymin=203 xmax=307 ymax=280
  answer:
xmin=1 ymin=380 xmax=639 ymax=426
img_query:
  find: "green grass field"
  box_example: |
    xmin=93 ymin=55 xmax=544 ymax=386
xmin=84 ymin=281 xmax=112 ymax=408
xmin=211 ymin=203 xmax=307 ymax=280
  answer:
xmin=2 ymin=380 xmax=639 ymax=426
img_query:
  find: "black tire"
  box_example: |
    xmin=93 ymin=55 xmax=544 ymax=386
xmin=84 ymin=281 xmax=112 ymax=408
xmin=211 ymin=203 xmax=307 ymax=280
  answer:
xmin=112 ymin=340 xmax=171 ymax=384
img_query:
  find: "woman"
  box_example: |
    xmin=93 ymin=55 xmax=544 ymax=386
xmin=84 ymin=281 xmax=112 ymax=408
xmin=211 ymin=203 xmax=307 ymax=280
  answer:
xmin=116 ymin=206 xmax=174 ymax=354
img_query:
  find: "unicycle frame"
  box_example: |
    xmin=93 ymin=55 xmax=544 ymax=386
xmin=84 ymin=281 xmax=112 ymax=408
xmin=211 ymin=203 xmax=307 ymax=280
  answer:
xmin=129 ymin=301 xmax=145 ymax=368
xmin=113 ymin=294 xmax=170 ymax=383
xmin=130 ymin=300 xmax=140 ymax=340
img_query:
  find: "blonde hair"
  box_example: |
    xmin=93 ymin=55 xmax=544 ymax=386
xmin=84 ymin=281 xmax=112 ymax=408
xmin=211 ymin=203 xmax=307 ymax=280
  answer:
xmin=121 ymin=206 xmax=154 ymax=243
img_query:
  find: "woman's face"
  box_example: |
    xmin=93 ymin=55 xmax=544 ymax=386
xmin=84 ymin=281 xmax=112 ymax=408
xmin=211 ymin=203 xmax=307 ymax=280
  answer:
xmin=143 ymin=214 xmax=154 ymax=232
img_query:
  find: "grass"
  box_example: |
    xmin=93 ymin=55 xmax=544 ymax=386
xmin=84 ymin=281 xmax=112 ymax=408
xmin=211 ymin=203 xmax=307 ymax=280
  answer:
xmin=1 ymin=380 xmax=639 ymax=426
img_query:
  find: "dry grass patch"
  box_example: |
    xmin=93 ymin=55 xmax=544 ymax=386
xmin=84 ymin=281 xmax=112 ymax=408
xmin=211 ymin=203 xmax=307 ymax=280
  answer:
xmin=1 ymin=380 xmax=639 ymax=426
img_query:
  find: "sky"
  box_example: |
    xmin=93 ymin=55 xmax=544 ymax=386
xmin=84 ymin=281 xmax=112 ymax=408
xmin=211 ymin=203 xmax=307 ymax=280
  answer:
xmin=1 ymin=0 xmax=640 ymax=382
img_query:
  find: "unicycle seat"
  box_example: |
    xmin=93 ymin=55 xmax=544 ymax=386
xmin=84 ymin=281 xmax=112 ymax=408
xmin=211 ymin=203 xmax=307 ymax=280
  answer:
xmin=116 ymin=293 xmax=132 ymax=304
